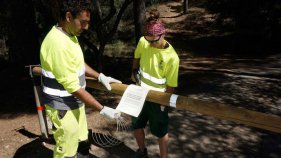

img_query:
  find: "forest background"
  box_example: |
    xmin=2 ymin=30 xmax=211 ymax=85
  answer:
xmin=0 ymin=0 xmax=281 ymax=157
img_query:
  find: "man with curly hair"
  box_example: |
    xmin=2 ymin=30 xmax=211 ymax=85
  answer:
xmin=40 ymin=0 xmax=121 ymax=157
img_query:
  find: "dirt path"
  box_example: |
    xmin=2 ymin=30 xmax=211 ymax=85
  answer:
xmin=1 ymin=1 xmax=281 ymax=158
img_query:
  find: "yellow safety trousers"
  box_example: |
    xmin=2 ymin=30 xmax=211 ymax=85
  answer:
xmin=45 ymin=104 xmax=88 ymax=158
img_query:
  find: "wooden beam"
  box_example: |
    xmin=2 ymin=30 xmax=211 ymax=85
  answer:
xmin=32 ymin=67 xmax=281 ymax=133
xmin=86 ymin=77 xmax=281 ymax=134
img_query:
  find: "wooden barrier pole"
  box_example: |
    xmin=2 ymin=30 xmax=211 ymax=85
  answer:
xmin=33 ymin=67 xmax=281 ymax=134
xmin=86 ymin=78 xmax=281 ymax=134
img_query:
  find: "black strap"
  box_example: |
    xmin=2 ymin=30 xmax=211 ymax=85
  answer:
xmin=58 ymin=110 xmax=67 ymax=119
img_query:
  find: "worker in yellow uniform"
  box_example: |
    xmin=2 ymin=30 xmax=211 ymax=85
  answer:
xmin=131 ymin=9 xmax=179 ymax=158
xmin=40 ymin=0 xmax=121 ymax=157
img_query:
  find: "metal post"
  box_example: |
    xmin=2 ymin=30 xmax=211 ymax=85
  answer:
xmin=27 ymin=65 xmax=49 ymax=139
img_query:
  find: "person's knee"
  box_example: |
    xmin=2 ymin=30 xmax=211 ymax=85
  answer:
xmin=150 ymin=122 xmax=168 ymax=138
xmin=152 ymin=130 xmax=168 ymax=138
xmin=159 ymin=133 xmax=169 ymax=141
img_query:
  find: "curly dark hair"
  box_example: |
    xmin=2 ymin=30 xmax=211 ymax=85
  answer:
xmin=51 ymin=0 xmax=93 ymax=21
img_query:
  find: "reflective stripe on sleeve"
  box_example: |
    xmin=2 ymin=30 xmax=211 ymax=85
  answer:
xmin=140 ymin=81 xmax=166 ymax=92
xmin=82 ymin=84 xmax=86 ymax=89
xmin=78 ymin=66 xmax=86 ymax=76
xmin=139 ymin=69 xmax=166 ymax=85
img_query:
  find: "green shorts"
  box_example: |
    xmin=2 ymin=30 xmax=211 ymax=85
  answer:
xmin=132 ymin=101 xmax=169 ymax=138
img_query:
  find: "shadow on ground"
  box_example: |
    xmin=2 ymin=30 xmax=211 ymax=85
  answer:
xmin=167 ymin=108 xmax=281 ymax=158
xmin=2 ymin=1 xmax=281 ymax=157
xmin=13 ymin=138 xmax=53 ymax=158
xmin=13 ymin=128 xmax=136 ymax=158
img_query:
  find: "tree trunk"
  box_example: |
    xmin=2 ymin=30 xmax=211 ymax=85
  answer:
xmin=183 ymin=0 xmax=188 ymax=14
xmin=133 ymin=0 xmax=146 ymax=45
xmin=90 ymin=0 xmax=132 ymax=71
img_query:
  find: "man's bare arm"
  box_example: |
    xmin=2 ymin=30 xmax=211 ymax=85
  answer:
xmin=85 ymin=63 xmax=99 ymax=79
xmin=131 ymin=59 xmax=140 ymax=82
xmin=166 ymin=86 xmax=175 ymax=94
xmin=72 ymin=88 xmax=103 ymax=111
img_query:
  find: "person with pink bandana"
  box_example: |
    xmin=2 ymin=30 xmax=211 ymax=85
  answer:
xmin=131 ymin=9 xmax=180 ymax=158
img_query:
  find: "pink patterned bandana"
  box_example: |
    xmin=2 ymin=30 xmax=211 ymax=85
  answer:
xmin=144 ymin=20 xmax=165 ymax=36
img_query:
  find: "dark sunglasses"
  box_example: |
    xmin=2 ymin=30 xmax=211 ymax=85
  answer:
xmin=144 ymin=35 xmax=162 ymax=43
xmin=79 ymin=19 xmax=90 ymax=27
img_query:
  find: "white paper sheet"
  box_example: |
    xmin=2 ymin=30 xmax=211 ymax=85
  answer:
xmin=116 ymin=85 xmax=149 ymax=117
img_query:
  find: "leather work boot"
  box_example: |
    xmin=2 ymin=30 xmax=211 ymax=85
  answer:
xmin=133 ymin=148 xmax=148 ymax=158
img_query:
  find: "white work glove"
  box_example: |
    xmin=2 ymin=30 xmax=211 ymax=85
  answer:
xmin=100 ymin=106 xmax=121 ymax=119
xmin=98 ymin=73 xmax=122 ymax=91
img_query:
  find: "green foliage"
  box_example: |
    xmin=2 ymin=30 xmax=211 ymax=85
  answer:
xmin=200 ymin=0 xmax=281 ymax=49
xmin=204 ymin=0 xmax=281 ymax=29
xmin=0 ymin=0 xmax=8 ymax=36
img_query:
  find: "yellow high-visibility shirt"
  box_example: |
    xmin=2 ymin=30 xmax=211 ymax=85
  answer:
xmin=134 ymin=37 xmax=179 ymax=90
xmin=40 ymin=26 xmax=85 ymax=94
